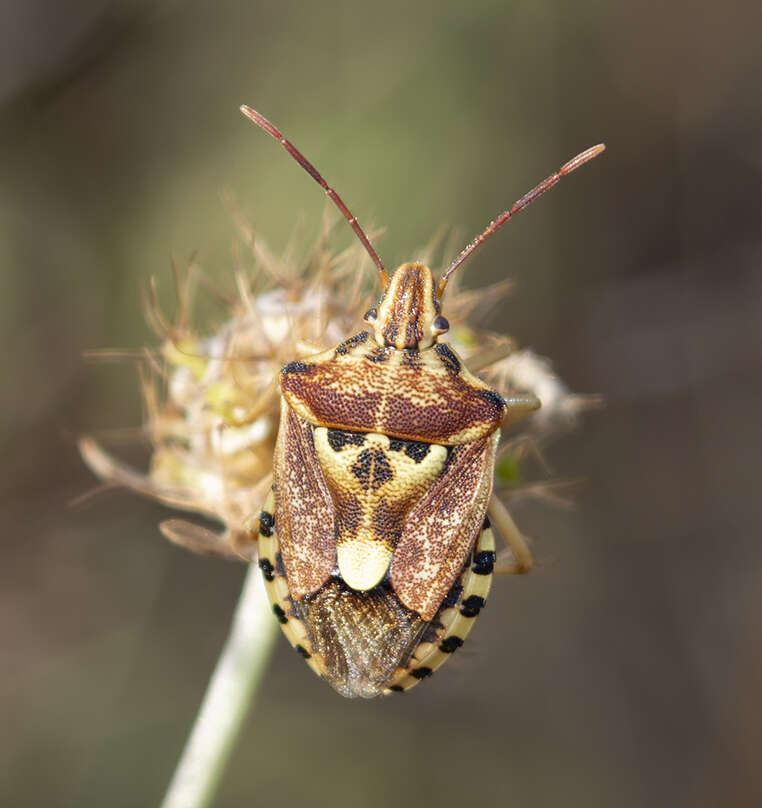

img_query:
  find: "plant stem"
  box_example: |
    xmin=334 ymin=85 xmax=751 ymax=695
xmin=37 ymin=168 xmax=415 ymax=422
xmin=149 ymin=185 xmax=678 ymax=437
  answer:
xmin=160 ymin=566 xmax=278 ymax=808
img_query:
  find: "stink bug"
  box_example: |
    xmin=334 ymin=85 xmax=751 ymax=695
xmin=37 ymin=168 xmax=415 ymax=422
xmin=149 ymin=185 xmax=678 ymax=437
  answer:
xmin=240 ymin=106 xmax=604 ymax=698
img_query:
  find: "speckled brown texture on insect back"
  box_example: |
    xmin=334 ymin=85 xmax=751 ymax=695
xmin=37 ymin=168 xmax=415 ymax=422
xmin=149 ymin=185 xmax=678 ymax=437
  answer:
xmin=272 ymin=400 xmax=336 ymax=599
xmin=273 ymin=308 xmax=505 ymax=623
xmin=280 ymin=333 xmax=506 ymax=445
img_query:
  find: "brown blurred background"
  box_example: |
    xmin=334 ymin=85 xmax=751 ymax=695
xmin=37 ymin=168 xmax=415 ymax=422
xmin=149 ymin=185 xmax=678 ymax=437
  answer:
xmin=2 ymin=1 xmax=761 ymax=806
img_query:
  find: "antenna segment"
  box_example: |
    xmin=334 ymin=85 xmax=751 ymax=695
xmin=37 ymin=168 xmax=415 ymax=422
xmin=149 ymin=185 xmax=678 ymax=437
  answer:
xmin=241 ymin=105 xmax=388 ymax=288
xmin=437 ymin=143 xmax=606 ymax=298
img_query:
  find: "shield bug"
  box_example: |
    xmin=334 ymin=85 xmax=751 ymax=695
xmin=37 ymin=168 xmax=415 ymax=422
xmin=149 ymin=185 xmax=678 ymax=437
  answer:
xmin=240 ymin=105 xmax=604 ymax=698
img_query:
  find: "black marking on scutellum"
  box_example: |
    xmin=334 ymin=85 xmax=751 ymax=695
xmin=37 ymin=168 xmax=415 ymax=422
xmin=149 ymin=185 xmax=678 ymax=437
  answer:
xmin=259 ymin=511 xmax=274 ymax=537
xmin=351 ymin=448 xmax=393 ymax=489
xmin=387 ymin=437 xmax=430 ymax=463
xmin=327 ymin=429 xmax=366 ymax=452
xmin=272 ymin=604 xmax=288 ymax=624
xmin=435 ymin=343 xmax=461 ymax=374
xmin=460 ymin=595 xmax=485 ymax=618
xmin=439 ymin=635 xmax=464 ymax=654
xmin=335 ymin=331 xmax=369 ymax=355
xmin=295 ymin=644 xmax=311 ymax=659
xmin=404 ymin=440 xmax=430 ymax=463
xmin=258 ymin=558 xmax=275 ymax=581
xmin=472 ymin=550 xmax=496 ymax=575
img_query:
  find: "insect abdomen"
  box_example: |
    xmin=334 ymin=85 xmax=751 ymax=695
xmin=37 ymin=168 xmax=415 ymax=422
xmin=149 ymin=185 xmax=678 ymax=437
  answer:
xmin=256 ymin=491 xmax=496 ymax=697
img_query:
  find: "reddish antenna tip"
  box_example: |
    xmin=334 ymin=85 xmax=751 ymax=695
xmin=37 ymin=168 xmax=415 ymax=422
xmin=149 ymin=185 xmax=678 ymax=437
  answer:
xmin=437 ymin=142 xmax=606 ymax=298
xmin=239 ymin=104 xmax=388 ymax=288
xmin=561 ymin=143 xmax=606 ymax=174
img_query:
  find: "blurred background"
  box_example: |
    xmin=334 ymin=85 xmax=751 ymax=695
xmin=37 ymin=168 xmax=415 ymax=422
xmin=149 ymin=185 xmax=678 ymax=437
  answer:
xmin=2 ymin=0 xmax=761 ymax=805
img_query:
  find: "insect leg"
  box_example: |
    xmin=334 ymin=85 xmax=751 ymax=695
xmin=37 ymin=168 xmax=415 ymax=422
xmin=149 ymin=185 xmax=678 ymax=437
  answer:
xmin=501 ymin=393 xmax=541 ymax=428
xmin=487 ymin=494 xmax=533 ymax=574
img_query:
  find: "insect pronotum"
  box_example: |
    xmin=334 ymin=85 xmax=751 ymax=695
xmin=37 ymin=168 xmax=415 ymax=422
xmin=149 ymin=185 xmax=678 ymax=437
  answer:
xmin=240 ymin=105 xmax=604 ymax=698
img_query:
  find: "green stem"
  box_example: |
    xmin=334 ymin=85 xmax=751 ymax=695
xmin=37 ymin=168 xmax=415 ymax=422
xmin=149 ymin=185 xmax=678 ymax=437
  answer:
xmin=160 ymin=566 xmax=279 ymax=808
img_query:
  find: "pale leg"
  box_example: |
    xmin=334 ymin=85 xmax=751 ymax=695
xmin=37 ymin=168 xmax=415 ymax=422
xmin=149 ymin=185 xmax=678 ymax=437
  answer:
xmin=487 ymin=494 xmax=533 ymax=574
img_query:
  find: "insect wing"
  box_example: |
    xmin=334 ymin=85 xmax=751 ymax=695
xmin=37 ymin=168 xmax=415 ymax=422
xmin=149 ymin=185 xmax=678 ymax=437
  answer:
xmin=390 ymin=431 xmax=499 ymax=621
xmin=273 ymin=399 xmax=336 ymax=600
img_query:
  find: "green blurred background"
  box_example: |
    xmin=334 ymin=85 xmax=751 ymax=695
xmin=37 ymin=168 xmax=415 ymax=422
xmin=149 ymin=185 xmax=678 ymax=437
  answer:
xmin=2 ymin=1 xmax=761 ymax=805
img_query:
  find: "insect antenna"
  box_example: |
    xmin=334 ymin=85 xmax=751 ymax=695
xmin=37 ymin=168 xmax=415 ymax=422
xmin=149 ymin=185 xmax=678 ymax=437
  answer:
xmin=240 ymin=105 xmax=389 ymax=288
xmin=437 ymin=143 xmax=606 ymax=298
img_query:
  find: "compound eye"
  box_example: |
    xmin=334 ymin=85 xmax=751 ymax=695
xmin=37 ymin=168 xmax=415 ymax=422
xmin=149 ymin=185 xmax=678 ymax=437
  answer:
xmin=363 ymin=307 xmax=378 ymax=322
xmin=432 ymin=315 xmax=449 ymax=334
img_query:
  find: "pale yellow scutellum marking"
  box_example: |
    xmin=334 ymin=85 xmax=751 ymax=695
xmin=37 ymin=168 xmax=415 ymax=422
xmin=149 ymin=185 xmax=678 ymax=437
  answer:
xmin=312 ymin=428 xmax=448 ymax=592
xmin=336 ymin=541 xmax=394 ymax=593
